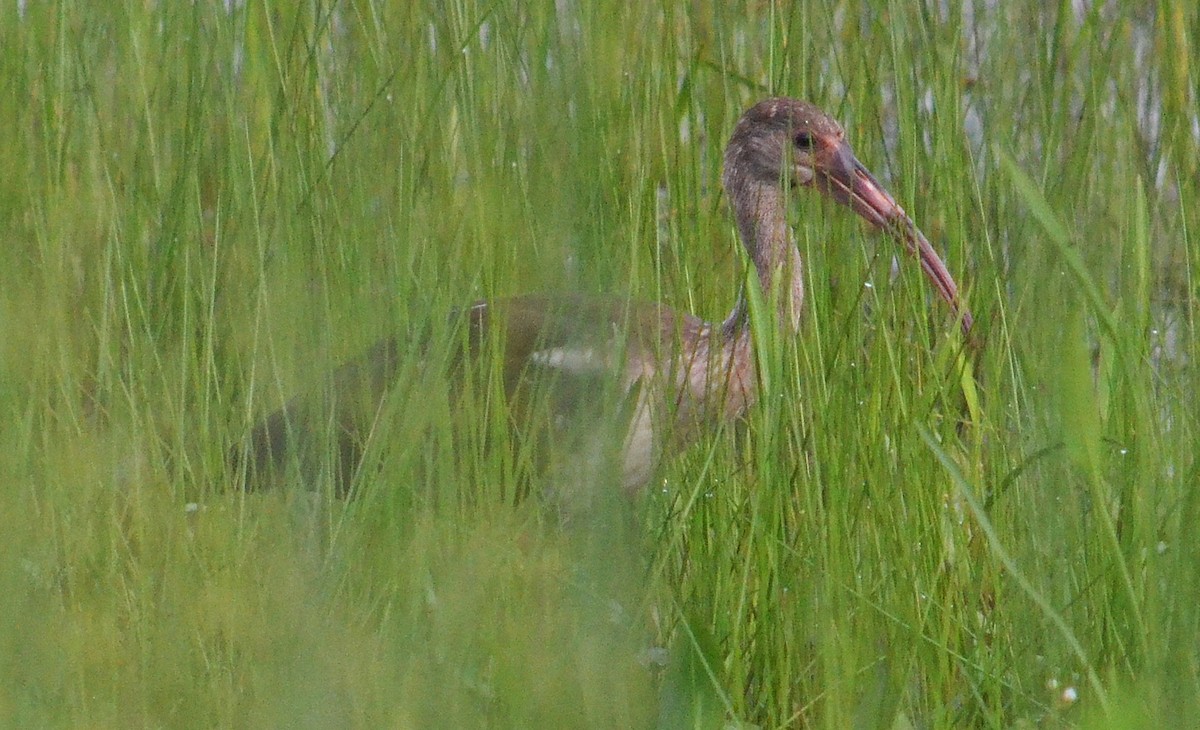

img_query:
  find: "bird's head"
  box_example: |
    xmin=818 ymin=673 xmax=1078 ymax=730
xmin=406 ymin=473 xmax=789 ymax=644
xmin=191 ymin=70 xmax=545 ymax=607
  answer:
xmin=723 ymin=98 xmax=846 ymax=190
xmin=723 ymin=97 xmax=973 ymax=334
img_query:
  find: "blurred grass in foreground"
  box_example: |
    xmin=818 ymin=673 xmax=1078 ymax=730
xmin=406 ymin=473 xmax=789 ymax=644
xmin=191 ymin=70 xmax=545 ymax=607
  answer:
xmin=1 ymin=0 xmax=1197 ymax=727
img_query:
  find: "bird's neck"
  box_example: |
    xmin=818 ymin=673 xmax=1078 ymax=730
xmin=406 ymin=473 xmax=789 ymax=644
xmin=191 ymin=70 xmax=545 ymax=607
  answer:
xmin=721 ymin=177 xmax=805 ymax=337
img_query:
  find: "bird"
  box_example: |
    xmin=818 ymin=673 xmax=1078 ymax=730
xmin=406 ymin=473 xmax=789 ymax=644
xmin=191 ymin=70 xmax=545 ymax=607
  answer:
xmin=231 ymin=98 xmax=972 ymax=500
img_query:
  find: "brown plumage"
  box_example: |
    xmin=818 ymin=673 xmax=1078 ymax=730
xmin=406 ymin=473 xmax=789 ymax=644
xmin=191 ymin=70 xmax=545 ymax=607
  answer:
xmin=231 ymin=98 xmax=971 ymax=497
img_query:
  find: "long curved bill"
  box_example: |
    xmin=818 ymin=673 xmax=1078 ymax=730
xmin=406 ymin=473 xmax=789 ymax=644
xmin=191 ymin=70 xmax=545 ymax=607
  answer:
xmin=817 ymin=142 xmax=973 ymax=335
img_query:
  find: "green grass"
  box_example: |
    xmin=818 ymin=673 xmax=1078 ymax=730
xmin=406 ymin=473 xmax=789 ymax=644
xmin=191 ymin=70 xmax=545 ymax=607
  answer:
xmin=2 ymin=0 xmax=1198 ymax=727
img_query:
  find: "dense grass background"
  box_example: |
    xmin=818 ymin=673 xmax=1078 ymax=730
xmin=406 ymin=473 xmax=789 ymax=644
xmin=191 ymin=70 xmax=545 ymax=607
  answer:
xmin=2 ymin=0 xmax=1197 ymax=727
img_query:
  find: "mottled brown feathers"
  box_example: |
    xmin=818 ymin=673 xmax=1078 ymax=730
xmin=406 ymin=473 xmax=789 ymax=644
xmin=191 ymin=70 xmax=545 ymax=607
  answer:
xmin=232 ymin=97 xmax=970 ymax=497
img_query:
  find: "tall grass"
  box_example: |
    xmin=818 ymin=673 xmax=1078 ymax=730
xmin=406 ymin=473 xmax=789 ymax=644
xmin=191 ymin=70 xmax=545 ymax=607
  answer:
xmin=1 ymin=0 xmax=1197 ymax=727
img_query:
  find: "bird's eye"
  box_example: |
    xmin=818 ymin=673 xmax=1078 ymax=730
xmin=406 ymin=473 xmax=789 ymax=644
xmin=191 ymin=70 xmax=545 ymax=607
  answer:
xmin=793 ymin=131 xmax=815 ymax=150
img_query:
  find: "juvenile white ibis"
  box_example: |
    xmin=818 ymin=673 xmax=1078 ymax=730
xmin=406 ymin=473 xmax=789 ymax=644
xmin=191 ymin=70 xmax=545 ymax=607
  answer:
xmin=234 ymin=98 xmax=972 ymax=497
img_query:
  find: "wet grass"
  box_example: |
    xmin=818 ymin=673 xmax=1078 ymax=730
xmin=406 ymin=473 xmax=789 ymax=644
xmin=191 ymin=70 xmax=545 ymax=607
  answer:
xmin=2 ymin=1 xmax=1198 ymax=727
